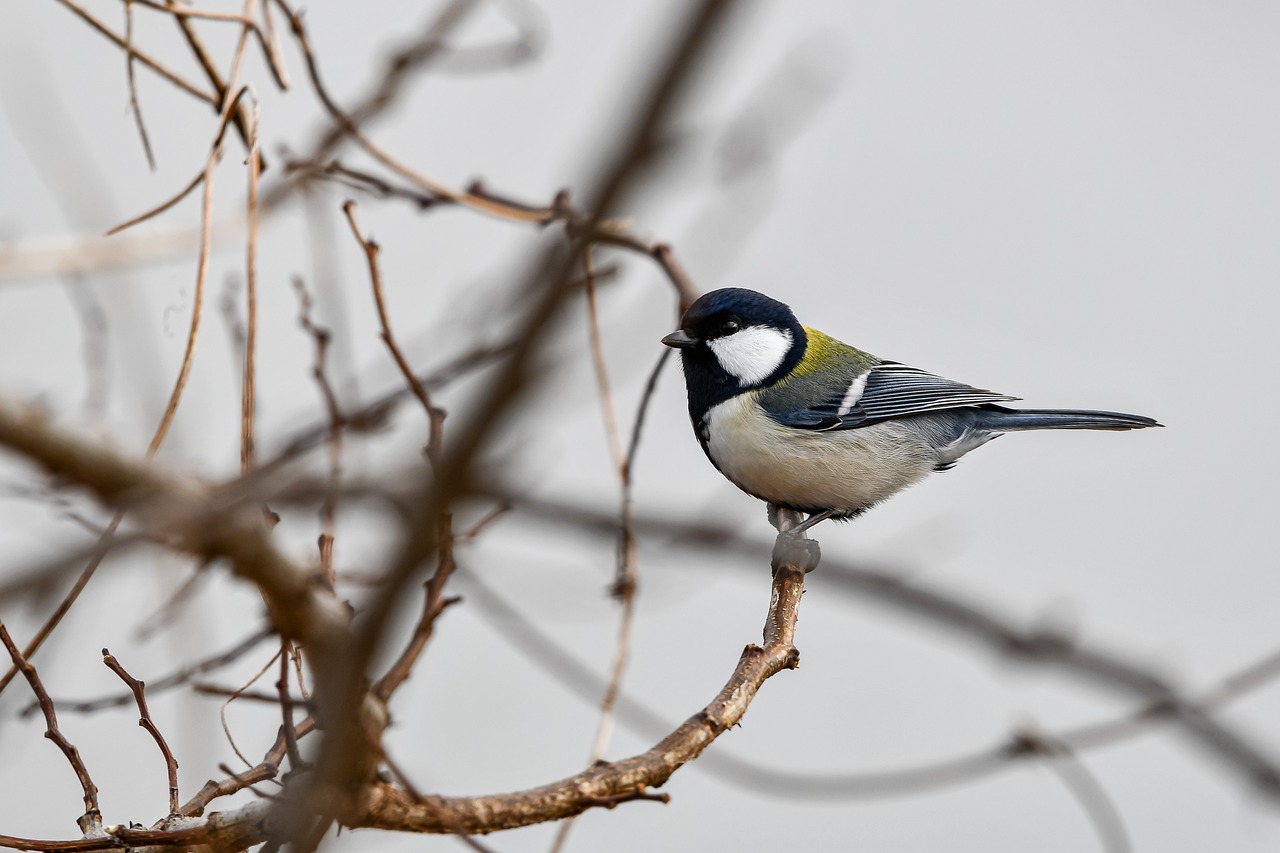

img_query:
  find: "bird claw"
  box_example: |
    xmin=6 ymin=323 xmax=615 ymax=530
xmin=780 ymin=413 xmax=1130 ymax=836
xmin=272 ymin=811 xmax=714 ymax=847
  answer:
xmin=772 ymin=534 xmax=820 ymax=574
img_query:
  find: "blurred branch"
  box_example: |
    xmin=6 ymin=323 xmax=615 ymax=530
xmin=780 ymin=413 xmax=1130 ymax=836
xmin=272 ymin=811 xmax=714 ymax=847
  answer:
xmin=360 ymin=522 xmax=813 ymax=835
xmin=1026 ymin=731 xmax=1133 ymax=853
xmin=504 ymin=496 xmax=1280 ymax=801
xmin=0 ymin=394 xmax=823 ymax=843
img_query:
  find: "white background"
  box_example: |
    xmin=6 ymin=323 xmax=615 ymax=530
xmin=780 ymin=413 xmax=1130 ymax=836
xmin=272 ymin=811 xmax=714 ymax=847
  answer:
xmin=1 ymin=2 xmax=1278 ymax=851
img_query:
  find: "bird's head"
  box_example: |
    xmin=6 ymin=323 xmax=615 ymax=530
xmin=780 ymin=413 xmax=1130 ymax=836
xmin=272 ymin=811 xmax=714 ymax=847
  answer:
xmin=662 ymin=288 xmax=806 ymax=392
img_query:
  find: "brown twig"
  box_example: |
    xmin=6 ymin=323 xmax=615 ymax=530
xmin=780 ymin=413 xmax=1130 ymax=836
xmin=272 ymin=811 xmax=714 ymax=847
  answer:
xmin=124 ymin=0 xmax=290 ymax=88
xmin=51 ymin=0 xmax=217 ymax=104
xmin=182 ymin=717 xmax=316 ymax=816
xmin=103 ymin=170 xmax=206 ymax=237
xmin=292 ymin=277 xmax=344 ymax=584
xmin=147 ymin=146 xmax=216 ymax=456
xmin=36 ymin=625 xmax=273 ymax=715
xmin=270 ymin=2 xmax=700 ymax=313
xmin=283 ymin=157 xmax=446 ymax=209
xmin=277 ymin=643 xmax=304 ymax=772
xmin=241 ymin=98 xmax=261 ymax=474
xmin=257 ymin=0 xmax=290 ymax=88
xmin=303 ymin=0 xmax=741 ymax=839
xmin=270 ymin=0 xmax=485 ymax=211
xmin=371 ymin=530 xmax=463 ymax=702
xmin=0 ymin=79 xmax=255 ymax=701
xmin=162 ymin=0 xmax=262 ymax=164
xmin=220 ymin=645 xmax=285 ymax=771
xmin=550 ymin=262 xmax=662 ymax=853
xmin=360 ymin=525 xmax=812 ymax=834
xmin=1 ymin=622 xmax=101 ymax=834
xmin=194 ymin=684 xmax=294 ymax=703
xmin=581 ymin=247 xmax=626 ymax=471
xmin=0 ymin=523 xmax=120 ymax=699
xmin=343 ymin=198 xmax=460 ymax=705
xmin=101 ymin=648 xmax=180 ymax=815
xmin=105 ymin=36 xmax=259 ymax=238
xmin=122 ymin=0 xmax=157 ymax=170
xmin=341 ymin=199 xmax=445 ymax=467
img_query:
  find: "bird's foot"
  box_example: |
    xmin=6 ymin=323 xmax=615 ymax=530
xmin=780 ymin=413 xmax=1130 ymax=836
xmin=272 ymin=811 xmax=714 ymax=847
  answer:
xmin=768 ymin=504 xmax=825 ymax=573
xmin=772 ymin=535 xmax=821 ymax=575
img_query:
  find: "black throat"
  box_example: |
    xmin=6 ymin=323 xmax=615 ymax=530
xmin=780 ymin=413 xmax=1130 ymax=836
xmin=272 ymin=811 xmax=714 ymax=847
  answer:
xmin=679 ymin=323 xmax=808 ymax=438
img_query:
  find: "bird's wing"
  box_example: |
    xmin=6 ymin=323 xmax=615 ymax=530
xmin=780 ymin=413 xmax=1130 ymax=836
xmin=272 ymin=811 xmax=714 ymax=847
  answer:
xmin=763 ymin=361 xmax=1019 ymax=431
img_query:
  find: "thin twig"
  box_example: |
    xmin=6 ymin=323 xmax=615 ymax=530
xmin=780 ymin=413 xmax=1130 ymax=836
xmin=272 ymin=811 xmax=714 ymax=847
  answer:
xmin=341 ymin=199 xmax=445 ymax=467
xmin=122 ymin=0 xmax=157 ymax=170
xmin=0 ymin=82 xmax=252 ymax=700
xmin=242 ymin=97 xmax=261 ymax=474
xmin=258 ymin=0 xmax=290 ymax=88
xmin=0 ymin=521 xmax=120 ymax=699
xmin=182 ymin=717 xmax=316 ymax=816
xmin=271 ymin=3 xmax=700 ymax=311
xmin=163 ymin=0 xmax=262 ymax=164
xmin=371 ymin=530 xmax=463 ymax=702
xmin=277 ymin=642 xmax=303 ymax=771
xmin=269 ymin=0 xmax=488 ymax=211
xmin=343 ymin=198 xmax=460 ymax=704
xmin=582 ymin=247 xmax=626 ymax=471
xmin=147 ymin=144 xmax=216 ymax=455
xmin=41 ymin=626 xmax=274 ymax=714
xmin=125 ymin=0 xmax=289 ymax=85
xmin=1 ymin=622 xmax=101 ymax=834
xmin=550 ymin=256 xmax=658 ymax=853
xmin=104 ymin=170 xmax=205 ymax=237
xmin=101 ymin=648 xmax=181 ymax=815
xmin=51 ymin=0 xmax=217 ymax=104
xmin=292 ymin=277 xmax=344 ymax=584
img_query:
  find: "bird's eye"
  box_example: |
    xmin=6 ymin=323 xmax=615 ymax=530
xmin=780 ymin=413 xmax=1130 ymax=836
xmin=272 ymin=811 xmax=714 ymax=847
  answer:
xmin=720 ymin=319 xmax=740 ymax=336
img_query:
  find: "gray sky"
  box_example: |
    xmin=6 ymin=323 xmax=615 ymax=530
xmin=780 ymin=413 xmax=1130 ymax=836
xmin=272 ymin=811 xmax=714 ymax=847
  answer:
xmin=1 ymin=2 xmax=1278 ymax=851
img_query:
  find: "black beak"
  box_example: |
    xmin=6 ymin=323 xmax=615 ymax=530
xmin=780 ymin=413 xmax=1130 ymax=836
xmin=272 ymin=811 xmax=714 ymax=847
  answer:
xmin=661 ymin=329 xmax=698 ymax=349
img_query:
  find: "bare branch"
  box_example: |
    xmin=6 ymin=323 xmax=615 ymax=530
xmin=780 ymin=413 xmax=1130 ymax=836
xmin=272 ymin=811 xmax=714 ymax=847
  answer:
xmin=50 ymin=0 xmax=217 ymax=104
xmin=122 ymin=0 xmax=157 ymax=170
xmin=161 ymin=0 xmax=263 ymax=164
xmin=0 ymin=623 xmax=101 ymax=834
xmin=100 ymin=649 xmax=180 ymax=815
xmin=40 ymin=626 xmax=274 ymax=714
xmin=341 ymin=199 xmax=445 ymax=467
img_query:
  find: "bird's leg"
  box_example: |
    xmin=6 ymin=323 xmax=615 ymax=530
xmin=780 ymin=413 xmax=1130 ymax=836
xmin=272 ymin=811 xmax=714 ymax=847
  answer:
xmin=768 ymin=504 xmax=822 ymax=574
xmin=767 ymin=503 xmax=803 ymax=533
xmin=776 ymin=508 xmax=837 ymax=538
xmin=795 ymin=509 xmax=836 ymax=536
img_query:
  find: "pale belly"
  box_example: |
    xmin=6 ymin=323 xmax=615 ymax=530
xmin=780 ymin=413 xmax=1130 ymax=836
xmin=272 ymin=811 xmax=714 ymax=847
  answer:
xmin=702 ymin=394 xmax=939 ymax=515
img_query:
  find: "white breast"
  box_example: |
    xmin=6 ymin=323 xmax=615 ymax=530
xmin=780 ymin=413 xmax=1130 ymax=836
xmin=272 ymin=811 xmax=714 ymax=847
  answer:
xmin=703 ymin=393 xmax=940 ymax=515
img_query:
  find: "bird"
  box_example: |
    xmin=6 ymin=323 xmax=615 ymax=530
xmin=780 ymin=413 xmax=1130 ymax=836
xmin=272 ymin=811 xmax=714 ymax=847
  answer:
xmin=661 ymin=287 xmax=1159 ymax=532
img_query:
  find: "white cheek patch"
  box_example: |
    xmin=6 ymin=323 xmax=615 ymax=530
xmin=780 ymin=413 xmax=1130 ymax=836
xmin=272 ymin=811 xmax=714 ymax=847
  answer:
xmin=707 ymin=326 xmax=793 ymax=386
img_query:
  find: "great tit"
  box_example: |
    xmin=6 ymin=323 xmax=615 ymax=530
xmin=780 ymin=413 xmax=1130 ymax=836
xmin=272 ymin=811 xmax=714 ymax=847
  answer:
xmin=662 ymin=288 xmax=1158 ymax=527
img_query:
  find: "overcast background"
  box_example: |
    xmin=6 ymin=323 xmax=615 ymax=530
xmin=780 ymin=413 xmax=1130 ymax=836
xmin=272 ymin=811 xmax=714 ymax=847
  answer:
xmin=1 ymin=2 xmax=1279 ymax=851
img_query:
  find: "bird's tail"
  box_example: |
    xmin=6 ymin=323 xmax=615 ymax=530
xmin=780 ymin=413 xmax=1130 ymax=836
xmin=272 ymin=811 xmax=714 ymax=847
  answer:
xmin=975 ymin=405 xmax=1161 ymax=432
